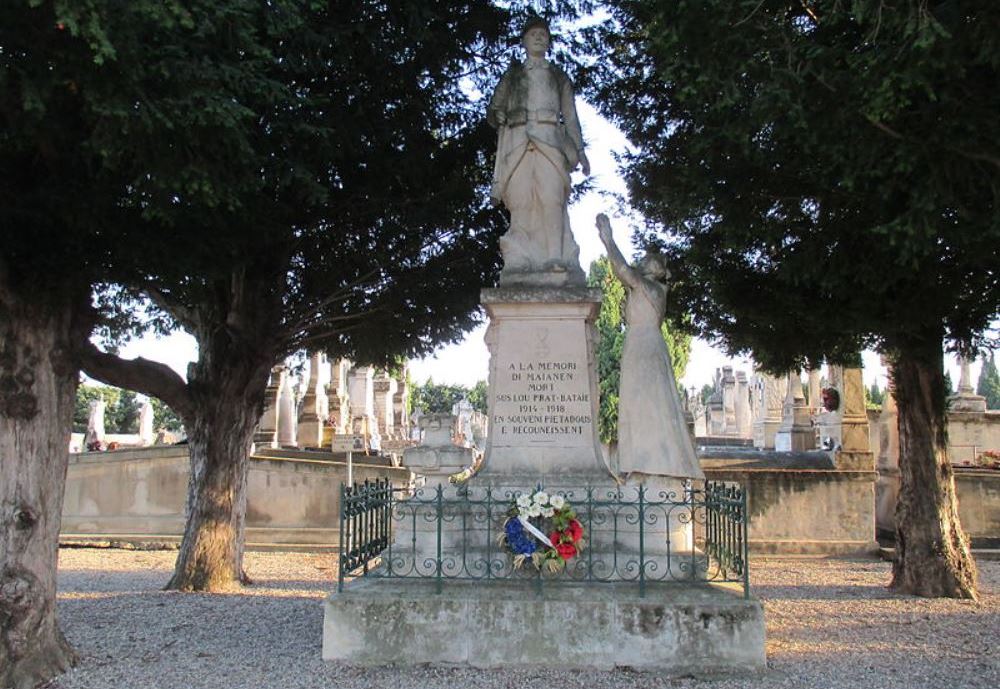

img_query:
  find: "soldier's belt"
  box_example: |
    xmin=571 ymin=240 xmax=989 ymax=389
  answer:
xmin=506 ymin=108 xmax=560 ymax=125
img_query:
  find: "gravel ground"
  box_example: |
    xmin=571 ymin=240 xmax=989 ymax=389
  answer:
xmin=52 ymin=549 xmax=999 ymax=689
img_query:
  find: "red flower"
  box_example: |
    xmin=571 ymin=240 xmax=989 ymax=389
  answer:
xmin=549 ymin=530 xmax=563 ymax=545
xmin=555 ymin=542 xmax=577 ymax=560
xmin=567 ymin=519 xmax=583 ymax=543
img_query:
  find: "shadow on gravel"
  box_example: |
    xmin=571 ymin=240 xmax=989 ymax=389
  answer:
xmin=754 ymin=584 xmax=911 ymax=601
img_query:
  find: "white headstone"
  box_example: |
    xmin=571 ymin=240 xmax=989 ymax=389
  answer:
xmin=277 ymin=374 xmax=297 ymax=447
xmin=138 ymin=399 xmax=154 ymax=446
xmin=84 ymin=398 xmax=106 ymax=449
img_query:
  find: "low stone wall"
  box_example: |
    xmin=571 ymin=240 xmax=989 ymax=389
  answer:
xmin=700 ymin=449 xmax=879 ymax=555
xmin=948 ymin=411 xmax=1000 ymax=465
xmin=876 ymin=466 xmax=1000 ymax=546
xmin=62 ymin=446 xmax=410 ymax=547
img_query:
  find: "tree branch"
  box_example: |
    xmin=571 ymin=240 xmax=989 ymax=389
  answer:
xmin=78 ymin=342 xmax=194 ymax=421
xmin=143 ymin=286 xmax=200 ymax=333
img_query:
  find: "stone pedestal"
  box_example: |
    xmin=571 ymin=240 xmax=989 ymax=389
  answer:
xmin=323 ymin=286 xmax=765 ymax=675
xmin=949 ymin=356 xmax=988 ymax=413
xmin=324 ymin=580 xmax=765 ymax=673
xmin=476 ymin=286 xmax=611 ymax=484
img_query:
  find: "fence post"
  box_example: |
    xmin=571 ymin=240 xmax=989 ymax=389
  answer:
xmin=435 ymin=483 xmax=443 ymax=594
xmin=742 ymin=484 xmax=750 ymax=599
xmin=338 ymin=482 xmax=347 ymax=592
xmin=638 ymin=483 xmax=646 ymax=598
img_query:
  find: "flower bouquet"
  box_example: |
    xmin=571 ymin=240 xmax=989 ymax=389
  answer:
xmin=500 ymin=489 xmax=586 ymax=572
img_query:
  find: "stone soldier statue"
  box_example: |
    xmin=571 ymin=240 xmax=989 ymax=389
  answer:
xmin=488 ymin=17 xmax=590 ymax=285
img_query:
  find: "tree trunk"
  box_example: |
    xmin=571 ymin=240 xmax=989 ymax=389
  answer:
xmin=890 ymin=341 xmax=978 ymax=599
xmin=0 ymin=290 xmax=79 ymax=688
xmin=164 ymin=349 xmax=271 ymax=592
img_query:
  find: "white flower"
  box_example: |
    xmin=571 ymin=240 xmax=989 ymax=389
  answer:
xmin=549 ymin=495 xmax=565 ymax=509
xmin=527 ymin=504 xmax=542 ymax=518
xmin=533 ymin=491 xmax=550 ymax=506
xmin=516 ymin=495 xmax=532 ymax=509
xmin=541 ymin=506 xmax=555 ymax=518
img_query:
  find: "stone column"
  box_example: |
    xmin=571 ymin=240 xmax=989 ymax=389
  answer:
xmin=752 ymin=373 xmax=786 ymax=449
xmin=138 ymin=399 xmax=155 ymax=446
xmin=277 ymin=373 xmax=297 ymax=447
xmin=328 ymin=359 xmax=352 ymax=436
xmin=774 ymin=369 xmax=814 ymax=451
xmin=707 ymin=369 xmax=724 ymax=435
xmin=807 ymin=367 xmax=822 ymax=414
xmin=691 ymin=387 xmax=708 ymax=438
xmin=735 ymin=371 xmax=751 ymax=439
xmin=254 ymin=365 xmax=285 ymax=448
xmin=298 ymin=351 xmax=329 ymax=449
xmin=393 ymin=366 xmax=410 ymax=440
xmin=875 ymin=359 xmax=900 ymax=536
xmin=838 ymin=366 xmax=871 ymax=454
xmin=721 ymin=366 xmax=737 ymax=436
xmin=373 ymin=371 xmax=397 ymax=439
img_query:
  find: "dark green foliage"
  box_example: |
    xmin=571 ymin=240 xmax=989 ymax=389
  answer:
xmin=106 ymin=389 xmax=140 ymax=434
xmin=468 ymin=380 xmax=489 ymax=414
xmin=586 ymin=1 xmax=1000 ymax=369
xmin=866 ymin=382 xmax=884 ymax=411
xmin=700 ymin=384 xmax=714 ymax=405
xmin=977 ymin=352 xmax=1000 ymax=409
xmin=72 ymin=385 xmax=146 ymax=433
xmin=587 ymin=257 xmax=691 ymax=443
xmin=587 ymin=0 xmax=997 ymax=598
xmin=151 ymin=397 xmax=184 ymax=434
xmin=944 ymin=371 xmax=954 ymax=397
xmin=410 ymin=379 xmax=487 ymax=414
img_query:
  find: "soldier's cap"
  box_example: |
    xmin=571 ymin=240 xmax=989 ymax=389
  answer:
xmin=520 ymin=16 xmax=551 ymax=39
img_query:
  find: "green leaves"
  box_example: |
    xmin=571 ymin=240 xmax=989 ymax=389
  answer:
xmin=586 ymin=0 xmax=1000 ymax=366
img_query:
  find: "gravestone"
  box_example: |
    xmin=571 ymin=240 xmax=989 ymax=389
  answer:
xmin=138 ymin=400 xmax=154 ymax=446
xmin=327 ymin=358 xmax=352 ymax=439
xmin=774 ymin=369 xmax=814 ymax=451
xmin=276 ymin=373 xmax=297 ymax=447
xmin=735 ymin=371 xmax=751 ymax=438
xmin=84 ymin=399 xmax=106 ymax=449
xmin=721 ymin=366 xmax=737 ymax=435
xmin=254 ymin=366 xmax=285 ymax=448
xmin=372 ymin=371 xmax=397 ymax=439
xmin=752 ymin=372 xmax=786 ymax=449
xmin=298 ymin=352 xmax=329 ymax=448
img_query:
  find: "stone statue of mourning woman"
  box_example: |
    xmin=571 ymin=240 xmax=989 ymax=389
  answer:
xmin=596 ymin=213 xmax=704 ymax=481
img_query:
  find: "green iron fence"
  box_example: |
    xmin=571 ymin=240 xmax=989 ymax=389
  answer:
xmin=338 ymin=480 xmax=749 ymax=598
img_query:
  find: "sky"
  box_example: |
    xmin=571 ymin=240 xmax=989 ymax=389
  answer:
xmin=116 ymin=102 xmax=982 ymax=394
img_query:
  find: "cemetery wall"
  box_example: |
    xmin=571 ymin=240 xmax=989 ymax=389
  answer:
xmin=701 ymin=450 xmax=879 ymax=555
xmin=61 ymin=445 xmax=409 ymax=547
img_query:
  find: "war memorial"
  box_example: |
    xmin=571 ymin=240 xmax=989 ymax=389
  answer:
xmin=321 ymin=19 xmax=766 ymax=672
